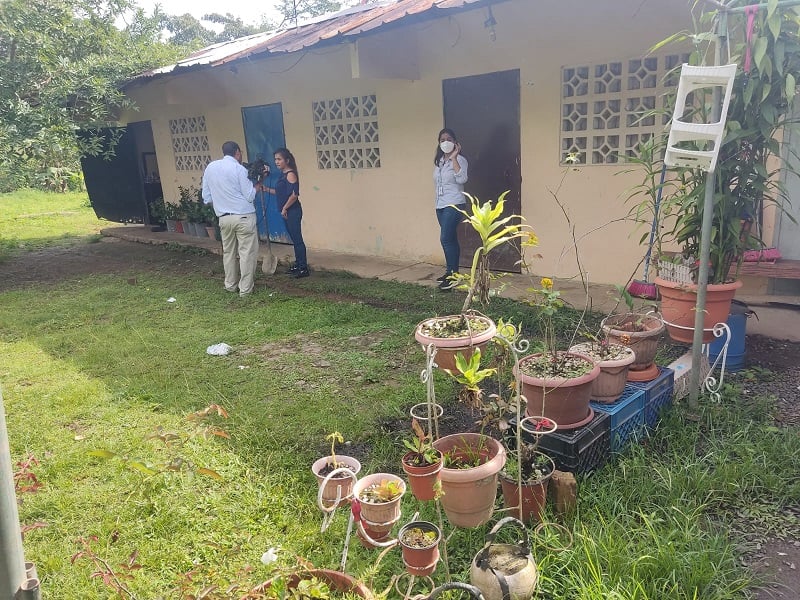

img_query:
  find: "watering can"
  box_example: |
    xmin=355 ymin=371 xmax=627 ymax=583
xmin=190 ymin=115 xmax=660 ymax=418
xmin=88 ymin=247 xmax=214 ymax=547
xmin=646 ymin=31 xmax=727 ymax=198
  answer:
xmin=469 ymin=517 xmax=538 ymax=600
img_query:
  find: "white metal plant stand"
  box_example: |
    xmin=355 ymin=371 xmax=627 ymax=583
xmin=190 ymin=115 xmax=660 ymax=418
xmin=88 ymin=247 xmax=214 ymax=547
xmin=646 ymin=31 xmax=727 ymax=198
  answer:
xmin=661 ymin=318 xmax=732 ymax=402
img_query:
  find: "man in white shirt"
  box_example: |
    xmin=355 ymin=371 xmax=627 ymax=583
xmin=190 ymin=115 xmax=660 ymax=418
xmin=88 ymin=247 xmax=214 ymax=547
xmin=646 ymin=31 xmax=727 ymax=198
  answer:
xmin=202 ymin=141 xmax=261 ymax=297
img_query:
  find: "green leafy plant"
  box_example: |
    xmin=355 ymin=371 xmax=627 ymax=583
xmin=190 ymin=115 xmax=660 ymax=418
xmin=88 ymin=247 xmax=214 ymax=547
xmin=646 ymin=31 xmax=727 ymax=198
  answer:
xmin=643 ymin=7 xmax=800 ymax=284
xmin=148 ymin=196 xmax=167 ymax=223
xmin=450 ymin=191 xmax=537 ymax=312
xmin=502 ymin=446 xmax=553 ymax=485
xmin=444 ymin=347 xmax=497 ymax=408
xmin=401 ymin=419 xmax=441 ymax=467
xmin=358 ymin=478 xmax=403 ymax=503
xmin=399 ymin=526 xmax=438 ymax=549
xmin=520 ymin=276 xmax=594 ymax=379
xmin=178 ymin=185 xmax=207 ymax=223
xmin=201 ymin=201 xmax=217 ymax=226
xmin=162 ymin=201 xmax=182 ymax=221
xmin=442 ymin=435 xmax=490 ymax=470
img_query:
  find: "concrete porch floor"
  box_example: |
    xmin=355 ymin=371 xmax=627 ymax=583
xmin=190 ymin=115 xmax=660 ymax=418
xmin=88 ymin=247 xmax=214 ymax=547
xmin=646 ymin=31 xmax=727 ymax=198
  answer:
xmin=101 ymin=225 xmax=800 ymax=343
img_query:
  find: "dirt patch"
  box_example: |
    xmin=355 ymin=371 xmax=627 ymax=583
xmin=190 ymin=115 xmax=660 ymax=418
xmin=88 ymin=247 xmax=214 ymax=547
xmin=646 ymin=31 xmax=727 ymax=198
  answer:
xmin=0 ymin=238 xmax=220 ymax=292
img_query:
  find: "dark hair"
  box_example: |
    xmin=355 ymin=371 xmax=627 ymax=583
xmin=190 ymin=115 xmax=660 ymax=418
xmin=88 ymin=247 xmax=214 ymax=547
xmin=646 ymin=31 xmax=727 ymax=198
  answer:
xmin=274 ymin=147 xmax=299 ymax=178
xmin=434 ymin=128 xmax=458 ymax=166
xmin=222 ymin=141 xmax=240 ymax=157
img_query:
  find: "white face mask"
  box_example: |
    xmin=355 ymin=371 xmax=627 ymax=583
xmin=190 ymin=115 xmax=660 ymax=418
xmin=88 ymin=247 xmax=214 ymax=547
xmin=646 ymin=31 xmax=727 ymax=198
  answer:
xmin=439 ymin=140 xmax=455 ymax=154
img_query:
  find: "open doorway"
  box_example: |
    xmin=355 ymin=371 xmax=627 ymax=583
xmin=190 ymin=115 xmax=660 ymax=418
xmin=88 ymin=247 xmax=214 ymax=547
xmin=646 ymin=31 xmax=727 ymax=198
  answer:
xmin=443 ymin=69 xmax=522 ymax=272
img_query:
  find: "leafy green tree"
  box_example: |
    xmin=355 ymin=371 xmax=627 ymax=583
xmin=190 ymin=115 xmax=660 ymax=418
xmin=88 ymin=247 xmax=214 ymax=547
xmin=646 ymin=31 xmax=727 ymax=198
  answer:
xmin=273 ymin=0 xmax=344 ymax=27
xmin=0 ymin=0 xmax=185 ymax=192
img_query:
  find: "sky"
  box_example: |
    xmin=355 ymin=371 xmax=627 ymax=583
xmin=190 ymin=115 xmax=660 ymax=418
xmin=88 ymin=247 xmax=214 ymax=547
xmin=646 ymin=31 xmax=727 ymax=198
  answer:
xmin=131 ymin=0 xmax=282 ymax=26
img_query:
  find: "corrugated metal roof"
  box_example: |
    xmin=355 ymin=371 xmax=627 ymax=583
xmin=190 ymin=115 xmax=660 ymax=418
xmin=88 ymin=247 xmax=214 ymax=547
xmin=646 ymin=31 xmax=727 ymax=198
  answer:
xmin=132 ymin=0 xmax=501 ymax=81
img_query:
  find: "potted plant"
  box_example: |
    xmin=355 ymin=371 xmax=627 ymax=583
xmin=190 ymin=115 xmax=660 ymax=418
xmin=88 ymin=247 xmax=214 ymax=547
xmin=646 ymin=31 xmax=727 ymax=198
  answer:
xmin=414 ymin=191 xmax=535 ymax=371
xmin=187 ymin=186 xmax=209 ymax=238
xmin=163 ymin=201 xmax=181 ymax=233
xmin=569 ymin=337 xmax=636 ymax=403
xmin=311 ymin=432 xmax=361 ymax=508
xmin=499 ymin=440 xmax=555 ymax=525
xmin=201 ymin=202 xmax=218 ymax=240
xmin=601 ymin=311 xmax=664 ymax=381
xmin=514 ymin=277 xmax=600 ymax=429
xmin=642 ymin=11 xmax=800 ymax=343
xmin=400 ymin=419 xmax=443 ymax=502
xmin=352 ymin=473 xmax=405 ymax=545
xmin=398 ymin=520 xmax=441 ymax=577
xmin=177 ymin=186 xmax=195 ymax=235
xmin=432 ymin=432 xmax=506 ymax=528
xmin=256 ymin=568 xmax=373 ymax=600
xmin=443 ymin=347 xmax=497 ymax=409
xmin=147 ymin=197 xmax=167 ymax=231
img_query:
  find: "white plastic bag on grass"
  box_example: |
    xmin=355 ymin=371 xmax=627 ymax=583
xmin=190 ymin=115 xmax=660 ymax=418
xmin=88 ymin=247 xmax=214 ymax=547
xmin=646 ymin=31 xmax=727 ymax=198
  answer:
xmin=206 ymin=343 xmax=232 ymax=356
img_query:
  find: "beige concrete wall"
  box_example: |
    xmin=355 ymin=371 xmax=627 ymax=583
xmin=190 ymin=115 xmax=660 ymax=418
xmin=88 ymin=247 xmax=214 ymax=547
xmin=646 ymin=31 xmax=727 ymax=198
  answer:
xmin=121 ymin=0 xmax=698 ymax=285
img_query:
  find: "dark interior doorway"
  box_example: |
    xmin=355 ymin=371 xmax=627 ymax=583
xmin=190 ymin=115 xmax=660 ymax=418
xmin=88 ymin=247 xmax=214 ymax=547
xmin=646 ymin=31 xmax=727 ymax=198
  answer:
xmin=80 ymin=121 xmax=159 ymax=224
xmin=443 ymin=69 xmax=522 ymax=272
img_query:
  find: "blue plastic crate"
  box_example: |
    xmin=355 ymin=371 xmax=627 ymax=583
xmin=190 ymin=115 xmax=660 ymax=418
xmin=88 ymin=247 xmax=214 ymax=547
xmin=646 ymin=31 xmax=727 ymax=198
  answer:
xmin=591 ymin=387 xmax=645 ymax=452
xmin=626 ymin=367 xmax=675 ymax=429
xmin=508 ymin=412 xmax=610 ymax=475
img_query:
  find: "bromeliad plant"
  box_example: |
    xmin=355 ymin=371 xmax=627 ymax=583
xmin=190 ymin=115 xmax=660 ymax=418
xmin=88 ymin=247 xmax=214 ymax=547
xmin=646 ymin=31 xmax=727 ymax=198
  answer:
xmin=358 ymin=478 xmax=404 ymax=503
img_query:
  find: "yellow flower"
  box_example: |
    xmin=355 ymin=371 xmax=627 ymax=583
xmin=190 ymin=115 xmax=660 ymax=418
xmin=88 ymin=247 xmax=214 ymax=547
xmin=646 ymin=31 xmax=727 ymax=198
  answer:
xmin=521 ymin=231 xmax=539 ymax=247
xmin=540 ymin=277 xmax=553 ymax=290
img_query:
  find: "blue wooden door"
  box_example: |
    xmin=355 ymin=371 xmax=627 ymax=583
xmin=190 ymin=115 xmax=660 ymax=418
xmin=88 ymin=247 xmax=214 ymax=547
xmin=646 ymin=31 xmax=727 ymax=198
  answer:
xmin=242 ymin=103 xmax=291 ymax=243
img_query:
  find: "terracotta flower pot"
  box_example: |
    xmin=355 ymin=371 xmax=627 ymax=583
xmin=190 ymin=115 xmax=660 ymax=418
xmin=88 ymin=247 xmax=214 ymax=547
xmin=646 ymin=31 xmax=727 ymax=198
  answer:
xmin=256 ymin=569 xmax=373 ymax=599
xmin=401 ymin=451 xmax=443 ymax=502
xmin=414 ymin=314 xmax=496 ymax=371
xmin=353 ymin=473 xmax=405 ymax=543
xmin=398 ymin=521 xmax=441 ymax=577
xmin=432 ymin=434 xmax=506 ymax=528
xmin=601 ymin=313 xmax=665 ymax=371
xmin=655 ymin=277 xmax=742 ymax=343
xmin=569 ymin=342 xmax=636 ymax=403
xmin=312 ymin=455 xmax=361 ymax=508
xmin=499 ymin=455 xmax=554 ymax=525
xmin=514 ymin=353 xmax=600 ymax=430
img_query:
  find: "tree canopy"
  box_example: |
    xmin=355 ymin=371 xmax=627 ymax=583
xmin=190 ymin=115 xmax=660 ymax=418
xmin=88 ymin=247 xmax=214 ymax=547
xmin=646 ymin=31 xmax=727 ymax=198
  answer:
xmin=0 ymin=0 xmax=178 ymax=191
xmin=0 ymin=0 xmax=367 ymax=192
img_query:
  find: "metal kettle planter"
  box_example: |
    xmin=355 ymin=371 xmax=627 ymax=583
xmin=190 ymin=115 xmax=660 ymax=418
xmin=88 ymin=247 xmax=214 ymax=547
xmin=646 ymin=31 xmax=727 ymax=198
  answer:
xmin=470 ymin=517 xmax=538 ymax=600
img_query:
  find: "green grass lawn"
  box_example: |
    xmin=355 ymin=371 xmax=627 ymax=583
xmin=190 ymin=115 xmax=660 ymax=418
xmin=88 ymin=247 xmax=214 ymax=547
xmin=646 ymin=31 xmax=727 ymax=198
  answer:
xmin=1 ymin=191 xmax=798 ymax=599
xmin=0 ymin=189 xmax=105 ymax=260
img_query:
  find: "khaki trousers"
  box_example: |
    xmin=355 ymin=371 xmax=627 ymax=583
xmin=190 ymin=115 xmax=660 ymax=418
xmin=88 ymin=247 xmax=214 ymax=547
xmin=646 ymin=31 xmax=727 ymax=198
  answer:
xmin=219 ymin=213 xmax=259 ymax=296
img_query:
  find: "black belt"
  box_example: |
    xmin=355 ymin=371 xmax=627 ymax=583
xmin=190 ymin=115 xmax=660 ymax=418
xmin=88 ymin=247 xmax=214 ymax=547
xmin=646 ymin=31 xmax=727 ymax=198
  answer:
xmin=219 ymin=213 xmax=233 ymax=217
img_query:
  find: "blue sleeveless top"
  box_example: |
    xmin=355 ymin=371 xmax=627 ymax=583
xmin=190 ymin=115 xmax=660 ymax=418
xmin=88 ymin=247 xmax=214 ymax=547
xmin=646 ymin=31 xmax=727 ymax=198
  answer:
xmin=275 ymin=170 xmax=299 ymax=210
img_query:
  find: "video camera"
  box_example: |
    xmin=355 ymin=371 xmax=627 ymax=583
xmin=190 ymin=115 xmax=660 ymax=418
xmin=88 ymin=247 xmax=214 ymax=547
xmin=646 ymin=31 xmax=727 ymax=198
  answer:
xmin=244 ymin=155 xmax=270 ymax=184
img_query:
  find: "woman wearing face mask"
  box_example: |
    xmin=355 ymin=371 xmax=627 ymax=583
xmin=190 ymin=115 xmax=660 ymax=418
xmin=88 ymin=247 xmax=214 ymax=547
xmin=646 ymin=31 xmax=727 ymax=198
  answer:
xmin=433 ymin=128 xmax=468 ymax=290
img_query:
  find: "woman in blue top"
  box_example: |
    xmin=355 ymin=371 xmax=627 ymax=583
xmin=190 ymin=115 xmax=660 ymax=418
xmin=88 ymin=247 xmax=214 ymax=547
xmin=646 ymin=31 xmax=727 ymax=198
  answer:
xmin=266 ymin=147 xmax=308 ymax=278
xmin=433 ymin=128 xmax=468 ymax=290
